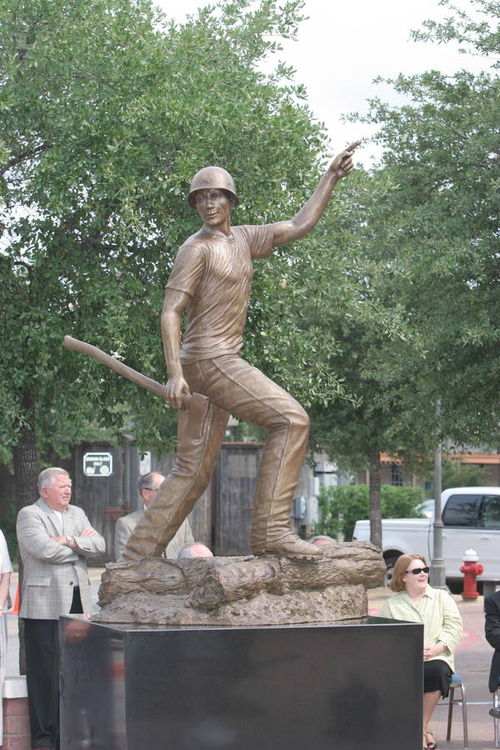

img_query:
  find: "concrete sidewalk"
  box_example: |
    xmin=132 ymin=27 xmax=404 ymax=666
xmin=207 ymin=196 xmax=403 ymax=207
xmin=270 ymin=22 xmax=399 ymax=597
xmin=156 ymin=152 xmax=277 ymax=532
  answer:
xmin=5 ymin=572 xmax=499 ymax=749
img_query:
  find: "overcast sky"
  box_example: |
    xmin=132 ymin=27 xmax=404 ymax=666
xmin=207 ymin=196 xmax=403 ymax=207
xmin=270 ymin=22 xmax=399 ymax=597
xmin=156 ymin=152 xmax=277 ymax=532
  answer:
xmin=155 ymin=0 xmax=488 ymax=165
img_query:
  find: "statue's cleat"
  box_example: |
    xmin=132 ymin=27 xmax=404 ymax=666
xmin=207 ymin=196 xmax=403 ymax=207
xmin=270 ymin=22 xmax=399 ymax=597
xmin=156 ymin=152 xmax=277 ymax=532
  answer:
xmin=252 ymin=534 xmax=323 ymax=560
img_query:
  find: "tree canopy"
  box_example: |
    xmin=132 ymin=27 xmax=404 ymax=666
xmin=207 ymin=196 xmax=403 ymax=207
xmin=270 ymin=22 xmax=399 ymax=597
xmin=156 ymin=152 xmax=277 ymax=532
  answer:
xmin=1 ymin=0 xmax=340 ymax=503
xmin=306 ymin=0 xmax=499 ymax=461
xmin=358 ymin=0 xmax=499 ymax=447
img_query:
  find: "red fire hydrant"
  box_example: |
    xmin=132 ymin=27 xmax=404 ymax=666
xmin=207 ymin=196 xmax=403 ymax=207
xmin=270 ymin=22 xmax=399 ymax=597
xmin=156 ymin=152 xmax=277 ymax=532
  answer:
xmin=460 ymin=549 xmax=483 ymax=600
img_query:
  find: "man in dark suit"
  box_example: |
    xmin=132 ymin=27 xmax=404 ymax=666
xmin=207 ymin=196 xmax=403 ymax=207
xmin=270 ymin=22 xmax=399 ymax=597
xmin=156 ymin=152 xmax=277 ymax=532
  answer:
xmin=485 ymin=589 xmax=500 ymax=718
xmin=17 ymin=467 xmax=105 ymax=750
xmin=114 ymin=471 xmax=194 ymax=560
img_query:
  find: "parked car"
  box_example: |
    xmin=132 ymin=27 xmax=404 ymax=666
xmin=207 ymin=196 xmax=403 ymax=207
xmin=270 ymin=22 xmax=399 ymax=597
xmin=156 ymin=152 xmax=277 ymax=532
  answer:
xmin=352 ymin=487 xmax=500 ymax=591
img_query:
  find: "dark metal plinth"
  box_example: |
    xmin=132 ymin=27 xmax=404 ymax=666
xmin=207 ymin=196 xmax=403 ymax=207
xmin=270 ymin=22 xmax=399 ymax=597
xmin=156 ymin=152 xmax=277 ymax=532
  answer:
xmin=59 ymin=616 xmax=422 ymax=750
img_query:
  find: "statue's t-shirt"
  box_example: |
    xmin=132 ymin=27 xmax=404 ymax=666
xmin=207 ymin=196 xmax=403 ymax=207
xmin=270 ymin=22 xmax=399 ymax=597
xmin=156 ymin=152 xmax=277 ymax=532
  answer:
xmin=166 ymin=224 xmax=274 ymax=364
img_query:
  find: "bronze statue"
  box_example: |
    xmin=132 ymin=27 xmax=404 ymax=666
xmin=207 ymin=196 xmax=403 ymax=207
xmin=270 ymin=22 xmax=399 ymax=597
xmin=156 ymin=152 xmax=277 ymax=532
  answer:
xmin=123 ymin=142 xmax=360 ymax=561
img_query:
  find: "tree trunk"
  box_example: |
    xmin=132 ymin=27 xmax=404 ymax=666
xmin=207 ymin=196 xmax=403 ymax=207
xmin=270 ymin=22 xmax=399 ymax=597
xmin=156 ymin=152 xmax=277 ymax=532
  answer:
xmin=368 ymin=451 xmax=382 ymax=549
xmin=12 ymin=390 xmax=38 ymax=512
xmin=12 ymin=389 xmax=39 ymax=675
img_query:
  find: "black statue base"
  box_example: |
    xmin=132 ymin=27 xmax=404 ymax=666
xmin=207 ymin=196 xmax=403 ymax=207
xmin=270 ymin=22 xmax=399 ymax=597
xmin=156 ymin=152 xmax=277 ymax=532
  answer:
xmin=59 ymin=616 xmax=422 ymax=750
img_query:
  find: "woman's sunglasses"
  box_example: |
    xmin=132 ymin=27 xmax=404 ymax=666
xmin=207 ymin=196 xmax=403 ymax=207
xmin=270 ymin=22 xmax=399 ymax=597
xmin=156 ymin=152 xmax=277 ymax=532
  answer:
xmin=406 ymin=566 xmax=430 ymax=575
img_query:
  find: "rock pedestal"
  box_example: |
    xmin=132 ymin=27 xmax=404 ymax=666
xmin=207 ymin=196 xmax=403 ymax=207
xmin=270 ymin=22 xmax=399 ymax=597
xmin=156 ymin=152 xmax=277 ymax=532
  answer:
xmin=94 ymin=541 xmax=385 ymax=626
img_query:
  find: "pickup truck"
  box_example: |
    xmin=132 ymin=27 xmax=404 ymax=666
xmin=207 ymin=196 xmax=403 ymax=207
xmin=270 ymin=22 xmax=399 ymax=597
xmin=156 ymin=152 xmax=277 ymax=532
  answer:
xmin=352 ymin=486 xmax=500 ymax=592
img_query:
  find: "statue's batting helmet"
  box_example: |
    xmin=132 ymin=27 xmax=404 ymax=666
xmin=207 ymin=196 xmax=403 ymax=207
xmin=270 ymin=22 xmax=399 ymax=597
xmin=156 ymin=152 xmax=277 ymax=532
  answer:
xmin=187 ymin=166 xmax=238 ymax=207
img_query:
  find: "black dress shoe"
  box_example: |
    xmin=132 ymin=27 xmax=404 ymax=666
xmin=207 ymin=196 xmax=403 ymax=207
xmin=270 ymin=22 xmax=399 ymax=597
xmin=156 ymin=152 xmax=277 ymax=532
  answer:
xmin=490 ymin=706 xmax=500 ymax=719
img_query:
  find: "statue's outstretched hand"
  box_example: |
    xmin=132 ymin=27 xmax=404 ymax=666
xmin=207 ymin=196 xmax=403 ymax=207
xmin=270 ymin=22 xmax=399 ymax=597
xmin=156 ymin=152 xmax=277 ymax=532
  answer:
xmin=165 ymin=375 xmax=191 ymax=409
xmin=330 ymin=140 xmax=362 ymax=179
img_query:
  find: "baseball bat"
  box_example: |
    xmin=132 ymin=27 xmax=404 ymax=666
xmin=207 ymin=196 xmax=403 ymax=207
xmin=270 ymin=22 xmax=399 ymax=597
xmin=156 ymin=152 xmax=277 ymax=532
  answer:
xmin=63 ymin=335 xmax=168 ymax=400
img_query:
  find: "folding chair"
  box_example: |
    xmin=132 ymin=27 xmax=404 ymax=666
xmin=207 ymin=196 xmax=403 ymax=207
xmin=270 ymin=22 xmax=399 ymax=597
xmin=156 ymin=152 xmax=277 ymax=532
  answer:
xmin=446 ymin=673 xmax=469 ymax=748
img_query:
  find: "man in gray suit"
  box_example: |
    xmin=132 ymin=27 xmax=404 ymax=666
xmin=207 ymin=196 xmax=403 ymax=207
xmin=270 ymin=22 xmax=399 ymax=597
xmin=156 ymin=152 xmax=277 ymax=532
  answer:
xmin=114 ymin=471 xmax=194 ymax=560
xmin=17 ymin=467 xmax=105 ymax=750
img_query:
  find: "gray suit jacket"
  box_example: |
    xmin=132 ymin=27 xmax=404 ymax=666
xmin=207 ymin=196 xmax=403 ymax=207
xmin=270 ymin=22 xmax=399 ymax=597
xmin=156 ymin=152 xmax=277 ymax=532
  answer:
xmin=114 ymin=510 xmax=194 ymax=560
xmin=17 ymin=498 xmax=105 ymax=619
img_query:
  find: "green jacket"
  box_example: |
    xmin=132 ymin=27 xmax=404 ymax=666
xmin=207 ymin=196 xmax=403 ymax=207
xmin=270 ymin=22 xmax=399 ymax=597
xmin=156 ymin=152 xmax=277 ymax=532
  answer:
xmin=380 ymin=585 xmax=463 ymax=671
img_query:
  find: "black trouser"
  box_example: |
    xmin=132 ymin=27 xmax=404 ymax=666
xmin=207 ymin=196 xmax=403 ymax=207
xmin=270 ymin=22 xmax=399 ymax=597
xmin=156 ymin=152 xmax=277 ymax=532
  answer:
xmin=24 ymin=587 xmax=83 ymax=750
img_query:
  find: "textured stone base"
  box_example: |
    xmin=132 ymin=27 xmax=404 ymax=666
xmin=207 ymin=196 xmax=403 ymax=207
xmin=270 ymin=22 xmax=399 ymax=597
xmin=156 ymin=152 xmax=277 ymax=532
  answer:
xmin=95 ymin=541 xmax=385 ymax=626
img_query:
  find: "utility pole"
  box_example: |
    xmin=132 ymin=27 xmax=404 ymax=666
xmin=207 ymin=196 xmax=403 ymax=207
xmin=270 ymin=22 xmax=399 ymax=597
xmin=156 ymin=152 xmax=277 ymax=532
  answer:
xmin=430 ymin=400 xmax=446 ymax=589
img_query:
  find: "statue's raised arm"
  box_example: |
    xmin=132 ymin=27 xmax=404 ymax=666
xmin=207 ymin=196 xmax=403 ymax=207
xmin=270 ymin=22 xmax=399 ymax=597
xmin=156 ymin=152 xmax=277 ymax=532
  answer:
xmin=270 ymin=140 xmax=361 ymax=247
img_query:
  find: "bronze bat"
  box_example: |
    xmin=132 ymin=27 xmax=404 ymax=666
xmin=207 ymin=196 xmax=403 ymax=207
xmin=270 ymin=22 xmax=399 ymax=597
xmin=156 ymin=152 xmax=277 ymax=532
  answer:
xmin=64 ymin=336 xmax=209 ymax=433
xmin=63 ymin=335 xmax=168 ymax=400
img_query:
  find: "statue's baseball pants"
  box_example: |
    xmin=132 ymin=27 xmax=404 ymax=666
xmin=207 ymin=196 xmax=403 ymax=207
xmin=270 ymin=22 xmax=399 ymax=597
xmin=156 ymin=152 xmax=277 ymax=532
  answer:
xmin=123 ymin=355 xmax=309 ymax=559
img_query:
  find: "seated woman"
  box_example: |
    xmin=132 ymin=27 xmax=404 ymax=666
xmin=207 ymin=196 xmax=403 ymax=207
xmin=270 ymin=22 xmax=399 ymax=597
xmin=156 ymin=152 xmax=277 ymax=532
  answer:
xmin=380 ymin=554 xmax=463 ymax=750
